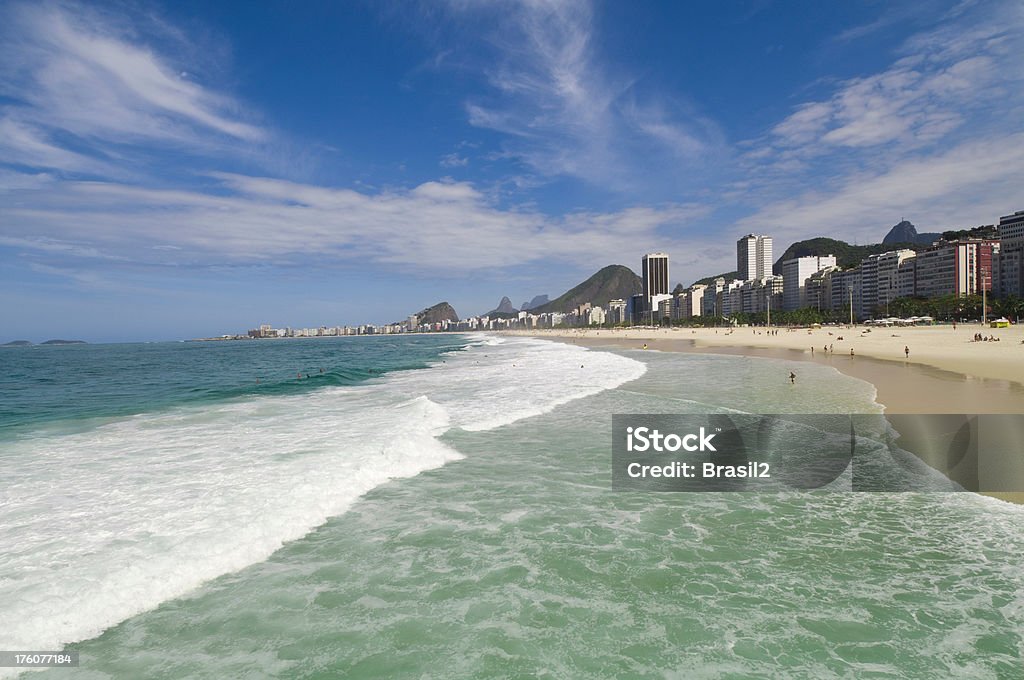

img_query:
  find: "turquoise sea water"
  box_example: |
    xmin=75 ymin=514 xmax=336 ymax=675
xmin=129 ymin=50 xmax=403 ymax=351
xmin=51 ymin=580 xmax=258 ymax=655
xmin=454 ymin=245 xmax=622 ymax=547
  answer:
xmin=0 ymin=336 xmax=467 ymax=434
xmin=2 ymin=336 xmax=1022 ymax=678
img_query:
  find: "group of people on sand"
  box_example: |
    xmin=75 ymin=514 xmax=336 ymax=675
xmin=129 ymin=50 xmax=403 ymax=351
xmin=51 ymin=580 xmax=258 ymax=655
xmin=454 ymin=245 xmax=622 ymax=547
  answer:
xmin=972 ymin=333 xmax=1001 ymax=342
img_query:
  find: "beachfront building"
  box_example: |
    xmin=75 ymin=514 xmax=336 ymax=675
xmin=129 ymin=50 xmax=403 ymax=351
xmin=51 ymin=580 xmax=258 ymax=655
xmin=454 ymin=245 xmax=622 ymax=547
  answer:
xmin=657 ymin=297 xmax=673 ymax=323
xmin=628 ymin=293 xmax=645 ymax=325
xmin=587 ymin=306 xmax=606 ymax=326
xmin=650 ymin=293 xmax=672 ymax=324
xmin=675 ymin=284 xmax=706 ymax=320
xmin=994 ymin=249 xmax=1022 ymax=298
xmin=719 ymin=280 xmax=745 ymax=318
xmin=734 ymin=277 xmax=783 ymax=315
xmin=607 ymin=299 xmax=627 ymax=324
xmin=997 ymin=210 xmax=1024 ymax=297
xmin=630 ymin=253 xmax=672 ymax=325
xmin=737 ymin=234 xmax=773 ymax=281
xmin=642 ymin=253 xmax=670 ymax=301
xmin=782 ymin=255 xmax=837 ymax=310
xmin=896 ymin=255 xmax=917 ymax=299
xmin=828 ymin=269 xmax=860 ymax=318
xmin=876 ymin=249 xmax=917 ymax=315
xmin=701 ymin=277 xmax=727 ymax=318
xmin=999 ymin=210 xmax=1024 ymax=250
xmin=858 ymin=255 xmax=880 ymax=319
xmin=914 ymin=239 xmax=996 ymax=299
xmin=804 ymin=266 xmax=837 ymax=312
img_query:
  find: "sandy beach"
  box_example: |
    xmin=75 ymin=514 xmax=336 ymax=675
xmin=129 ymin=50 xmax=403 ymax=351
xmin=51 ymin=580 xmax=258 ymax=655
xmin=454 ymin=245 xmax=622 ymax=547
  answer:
xmin=510 ymin=323 xmax=1024 ymax=415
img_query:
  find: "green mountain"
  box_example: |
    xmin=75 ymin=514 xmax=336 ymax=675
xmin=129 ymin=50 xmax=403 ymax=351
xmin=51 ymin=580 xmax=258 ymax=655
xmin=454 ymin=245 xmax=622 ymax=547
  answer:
xmin=940 ymin=225 xmax=998 ymax=241
xmin=770 ymin=237 xmax=922 ymax=275
xmin=531 ymin=265 xmax=643 ymax=314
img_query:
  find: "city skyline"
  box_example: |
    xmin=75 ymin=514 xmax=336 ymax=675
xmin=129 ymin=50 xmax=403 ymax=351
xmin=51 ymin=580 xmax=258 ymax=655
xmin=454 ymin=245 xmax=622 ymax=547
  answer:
xmin=203 ymin=206 xmax=1020 ymax=340
xmin=2 ymin=0 xmax=1024 ymax=342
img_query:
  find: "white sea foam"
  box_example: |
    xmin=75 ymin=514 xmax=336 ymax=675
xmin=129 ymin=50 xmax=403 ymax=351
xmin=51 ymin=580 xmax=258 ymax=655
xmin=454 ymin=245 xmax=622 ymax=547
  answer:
xmin=0 ymin=335 xmax=644 ymax=655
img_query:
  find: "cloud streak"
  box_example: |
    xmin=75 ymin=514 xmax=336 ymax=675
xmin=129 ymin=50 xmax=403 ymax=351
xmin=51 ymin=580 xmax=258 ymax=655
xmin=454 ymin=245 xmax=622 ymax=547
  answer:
xmin=734 ymin=0 xmax=1024 ymax=244
xmin=442 ymin=0 xmax=724 ymax=190
xmin=0 ymin=2 xmax=264 ymax=177
xmin=1 ymin=173 xmax=709 ymax=274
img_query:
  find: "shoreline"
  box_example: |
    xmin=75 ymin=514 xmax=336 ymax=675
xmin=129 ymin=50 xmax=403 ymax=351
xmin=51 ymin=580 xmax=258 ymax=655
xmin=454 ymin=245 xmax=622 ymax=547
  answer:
xmin=508 ymin=327 xmax=1024 ymax=505
xmin=509 ymin=325 xmax=1024 ymax=414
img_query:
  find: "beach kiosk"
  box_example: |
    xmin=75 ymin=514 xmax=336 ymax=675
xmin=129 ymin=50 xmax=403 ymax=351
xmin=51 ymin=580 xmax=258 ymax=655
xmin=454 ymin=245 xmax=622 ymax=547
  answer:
xmin=990 ymin=317 xmax=1010 ymax=328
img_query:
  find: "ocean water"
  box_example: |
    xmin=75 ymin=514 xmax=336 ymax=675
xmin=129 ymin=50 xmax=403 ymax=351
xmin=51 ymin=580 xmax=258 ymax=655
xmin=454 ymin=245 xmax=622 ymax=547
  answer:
xmin=2 ymin=336 xmax=1022 ymax=678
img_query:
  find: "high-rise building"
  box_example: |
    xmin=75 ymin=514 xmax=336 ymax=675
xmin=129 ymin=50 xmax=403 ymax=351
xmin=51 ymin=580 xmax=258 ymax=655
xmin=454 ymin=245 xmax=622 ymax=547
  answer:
xmin=914 ymin=239 xmax=997 ymax=299
xmin=999 ymin=210 xmax=1024 ymax=250
xmin=875 ymin=249 xmax=916 ymax=314
xmin=642 ymin=253 xmax=671 ymax=301
xmin=997 ymin=210 xmax=1024 ymax=297
xmin=858 ymin=254 xmax=881 ymax=319
xmin=828 ymin=269 xmax=860 ymax=319
xmin=737 ymin=234 xmax=773 ymax=281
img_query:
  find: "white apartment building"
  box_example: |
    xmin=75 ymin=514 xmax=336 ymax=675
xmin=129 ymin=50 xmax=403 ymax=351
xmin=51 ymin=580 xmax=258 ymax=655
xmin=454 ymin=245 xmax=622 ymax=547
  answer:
xmin=875 ymin=249 xmax=916 ymax=314
xmin=782 ymin=255 xmax=837 ymax=311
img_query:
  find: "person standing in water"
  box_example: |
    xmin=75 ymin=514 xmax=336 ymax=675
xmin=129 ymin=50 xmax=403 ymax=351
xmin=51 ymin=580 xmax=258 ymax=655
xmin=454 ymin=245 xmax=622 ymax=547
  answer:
xmin=905 ymin=346 xmax=910 ymax=358
xmin=789 ymin=372 xmax=796 ymax=384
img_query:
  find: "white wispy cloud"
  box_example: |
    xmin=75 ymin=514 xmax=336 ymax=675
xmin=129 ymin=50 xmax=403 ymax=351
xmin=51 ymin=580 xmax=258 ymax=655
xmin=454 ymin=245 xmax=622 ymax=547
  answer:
xmin=0 ymin=1 xmax=264 ymax=176
xmin=441 ymin=0 xmax=724 ymax=189
xmin=734 ymin=0 xmax=1024 ymax=243
xmin=737 ymin=132 xmax=1024 ymax=245
xmin=768 ymin=0 xmax=1020 ymax=159
xmin=439 ymin=153 xmax=469 ymax=167
xmin=1 ymin=174 xmax=710 ymax=274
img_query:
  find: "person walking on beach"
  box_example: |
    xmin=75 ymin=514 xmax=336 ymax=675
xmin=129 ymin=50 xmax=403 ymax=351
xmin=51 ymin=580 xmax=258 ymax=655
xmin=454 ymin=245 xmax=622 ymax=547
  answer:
xmin=904 ymin=346 xmax=910 ymax=358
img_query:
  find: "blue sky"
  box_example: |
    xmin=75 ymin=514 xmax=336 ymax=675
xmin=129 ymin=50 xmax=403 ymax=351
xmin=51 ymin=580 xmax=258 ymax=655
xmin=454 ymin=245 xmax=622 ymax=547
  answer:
xmin=2 ymin=0 xmax=1022 ymax=342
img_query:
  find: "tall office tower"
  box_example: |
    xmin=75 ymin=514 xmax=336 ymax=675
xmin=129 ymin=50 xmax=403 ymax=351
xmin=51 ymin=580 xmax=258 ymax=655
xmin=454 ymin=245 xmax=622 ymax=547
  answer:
xmin=737 ymin=234 xmax=773 ymax=281
xmin=642 ymin=253 xmax=670 ymax=300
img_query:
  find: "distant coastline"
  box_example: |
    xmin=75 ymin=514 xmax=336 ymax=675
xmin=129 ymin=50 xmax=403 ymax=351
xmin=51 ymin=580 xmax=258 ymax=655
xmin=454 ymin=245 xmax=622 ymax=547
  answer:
xmin=2 ymin=339 xmax=87 ymax=347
